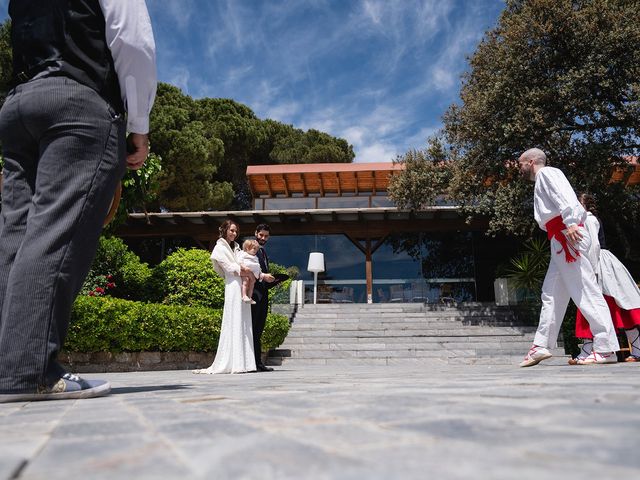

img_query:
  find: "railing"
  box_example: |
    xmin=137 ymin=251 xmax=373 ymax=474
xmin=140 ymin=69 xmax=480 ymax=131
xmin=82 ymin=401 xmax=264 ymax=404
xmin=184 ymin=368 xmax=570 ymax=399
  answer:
xmin=298 ymin=278 xmax=476 ymax=304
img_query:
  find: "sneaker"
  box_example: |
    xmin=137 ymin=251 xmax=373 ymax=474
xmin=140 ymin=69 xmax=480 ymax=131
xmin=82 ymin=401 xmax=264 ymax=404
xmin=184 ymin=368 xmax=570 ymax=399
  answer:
xmin=577 ymin=351 xmax=617 ymax=365
xmin=519 ymin=345 xmax=552 ymax=367
xmin=0 ymin=374 xmax=110 ymax=403
xmin=625 ymin=355 xmax=639 ymax=363
xmin=568 ymin=352 xmax=590 ymax=365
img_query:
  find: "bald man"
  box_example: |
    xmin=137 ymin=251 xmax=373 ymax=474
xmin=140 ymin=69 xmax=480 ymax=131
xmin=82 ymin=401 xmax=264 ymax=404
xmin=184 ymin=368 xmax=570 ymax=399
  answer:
xmin=517 ymin=148 xmax=618 ymax=367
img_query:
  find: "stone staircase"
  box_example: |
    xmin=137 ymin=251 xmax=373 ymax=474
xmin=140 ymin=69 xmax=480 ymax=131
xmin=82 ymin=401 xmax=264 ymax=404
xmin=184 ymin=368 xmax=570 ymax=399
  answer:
xmin=268 ymin=303 xmax=568 ymax=366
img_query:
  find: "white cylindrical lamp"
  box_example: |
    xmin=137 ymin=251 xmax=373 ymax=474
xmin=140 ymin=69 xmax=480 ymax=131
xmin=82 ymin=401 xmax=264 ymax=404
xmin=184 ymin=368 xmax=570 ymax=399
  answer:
xmin=307 ymin=252 xmax=325 ymax=304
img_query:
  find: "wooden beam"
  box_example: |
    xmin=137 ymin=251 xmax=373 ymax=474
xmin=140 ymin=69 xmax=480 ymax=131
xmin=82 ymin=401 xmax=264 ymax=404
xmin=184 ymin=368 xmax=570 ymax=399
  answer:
xmin=371 ymin=234 xmax=389 ymax=254
xmin=344 ymin=233 xmax=367 ymax=254
xmin=365 ymin=238 xmax=373 ymax=303
xmin=264 ymin=174 xmax=273 ymax=197
xmin=318 ymin=173 xmax=324 ymax=196
xmin=354 ymin=171 xmax=359 ymax=195
xmin=282 ymin=174 xmax=290 ymax=196
xmin=372 ymin=170 xmax=377 ymax=195
xmin=336 ymin=172 xmax=341 ymax=196
xmin=300 ymin=174 xmax=307 ymax=196
xmin=117 ymin=215 xmax=490 ymax=240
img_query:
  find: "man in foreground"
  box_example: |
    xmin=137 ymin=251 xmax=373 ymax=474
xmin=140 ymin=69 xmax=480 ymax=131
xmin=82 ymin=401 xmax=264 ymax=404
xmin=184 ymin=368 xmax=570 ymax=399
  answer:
xmin=517 ymin=148 xmax=619 ymax=367
xmin=0 ymin=0 xmax=157 ymax=402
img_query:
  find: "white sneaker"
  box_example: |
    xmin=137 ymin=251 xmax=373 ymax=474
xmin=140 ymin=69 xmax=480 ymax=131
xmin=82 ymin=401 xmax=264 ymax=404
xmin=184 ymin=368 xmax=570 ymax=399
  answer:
xmin=577 ymin=351 xmax=617 ymax=365
xmin=568 ymin=341 xmax=593 ymax=365
xmin=519 ymin=345 xmax=552 ymax=367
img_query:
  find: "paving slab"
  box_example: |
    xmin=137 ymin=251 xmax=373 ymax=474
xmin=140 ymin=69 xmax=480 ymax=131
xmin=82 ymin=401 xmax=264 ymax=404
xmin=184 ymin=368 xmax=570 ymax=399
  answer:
xmin=1 ymin=363 xmax=639 ymax=479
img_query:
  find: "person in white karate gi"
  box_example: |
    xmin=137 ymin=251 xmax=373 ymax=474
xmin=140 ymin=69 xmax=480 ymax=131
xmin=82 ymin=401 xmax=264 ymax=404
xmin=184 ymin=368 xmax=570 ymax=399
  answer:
xmin=517 ymin=148 xmax=619 ymax=367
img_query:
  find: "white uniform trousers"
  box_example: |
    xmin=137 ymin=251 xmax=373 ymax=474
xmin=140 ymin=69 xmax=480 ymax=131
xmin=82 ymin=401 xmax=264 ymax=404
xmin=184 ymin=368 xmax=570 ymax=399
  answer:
xmin=534 ymin=226 xmax=619 ymax=353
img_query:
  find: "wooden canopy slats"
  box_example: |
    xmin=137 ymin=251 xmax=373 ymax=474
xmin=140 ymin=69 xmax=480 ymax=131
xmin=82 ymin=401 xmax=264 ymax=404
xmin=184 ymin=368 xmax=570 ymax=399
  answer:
xmin=246 ymin=162 xmax=402 ymax=198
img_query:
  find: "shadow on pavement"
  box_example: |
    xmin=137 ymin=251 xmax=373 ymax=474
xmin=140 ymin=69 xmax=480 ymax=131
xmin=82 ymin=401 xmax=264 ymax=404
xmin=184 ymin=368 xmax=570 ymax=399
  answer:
xmin=111 ymin=384 xmax=193 ymax=394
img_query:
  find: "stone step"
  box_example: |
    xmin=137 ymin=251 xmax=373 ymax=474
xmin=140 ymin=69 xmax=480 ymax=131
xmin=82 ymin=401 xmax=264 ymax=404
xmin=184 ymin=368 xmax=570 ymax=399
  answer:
xmin=282 ymin=338 xmax=533 ymax=348
xmin=288 ymin=322 xmax=532 ymax=330
xmin=284 ymin=329 xmax=533 ymax=341
xmin=292 ymin=312 xmax=519 ymax=319
xmin=284 ymin=332 xmax=533 ymax=345
xmin=270 ymin=303 xmax=545 ymax=366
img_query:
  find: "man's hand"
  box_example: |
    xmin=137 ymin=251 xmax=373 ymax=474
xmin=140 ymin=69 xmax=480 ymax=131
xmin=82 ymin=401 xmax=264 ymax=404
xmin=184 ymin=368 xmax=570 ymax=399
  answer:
xmin=261 ymin=273 xmax=275 ymax=283
xmin=126 ymin=133 xmax=149 ymax=170
xmin=565 ymin=224 xmax=583 ymax=244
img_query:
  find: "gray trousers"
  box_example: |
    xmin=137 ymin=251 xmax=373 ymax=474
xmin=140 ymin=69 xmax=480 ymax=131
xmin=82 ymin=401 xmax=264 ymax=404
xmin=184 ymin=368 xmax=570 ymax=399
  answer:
xmin=0 ymin=76 xmax=125 ymax=393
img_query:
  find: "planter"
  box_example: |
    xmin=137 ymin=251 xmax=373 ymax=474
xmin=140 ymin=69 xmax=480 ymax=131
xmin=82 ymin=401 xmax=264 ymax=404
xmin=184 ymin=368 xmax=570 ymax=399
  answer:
xmin=494 ymin=278 xmax=519 ymax=306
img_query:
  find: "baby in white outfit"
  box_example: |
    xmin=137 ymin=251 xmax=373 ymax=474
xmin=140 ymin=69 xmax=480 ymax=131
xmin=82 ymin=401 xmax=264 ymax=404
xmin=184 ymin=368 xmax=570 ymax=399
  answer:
xmin=236 ymin=239 xmax=261 ymax=304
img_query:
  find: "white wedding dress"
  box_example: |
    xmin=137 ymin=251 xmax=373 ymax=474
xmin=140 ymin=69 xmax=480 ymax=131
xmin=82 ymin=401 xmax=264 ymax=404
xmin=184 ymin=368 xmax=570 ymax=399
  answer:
xmin=193 ymin=239 xmax=256 ymax=374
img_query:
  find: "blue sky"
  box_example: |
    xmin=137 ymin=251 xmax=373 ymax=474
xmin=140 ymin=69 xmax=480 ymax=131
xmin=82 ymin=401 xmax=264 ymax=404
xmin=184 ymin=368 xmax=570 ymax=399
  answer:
xmin=0 ymin=0 xmax=505 ymax=162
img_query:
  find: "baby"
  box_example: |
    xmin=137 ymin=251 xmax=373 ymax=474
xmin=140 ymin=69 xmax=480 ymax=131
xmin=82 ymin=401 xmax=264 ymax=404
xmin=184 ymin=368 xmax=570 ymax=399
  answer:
xmin=237 ymin=239 xmax=262 ymax=304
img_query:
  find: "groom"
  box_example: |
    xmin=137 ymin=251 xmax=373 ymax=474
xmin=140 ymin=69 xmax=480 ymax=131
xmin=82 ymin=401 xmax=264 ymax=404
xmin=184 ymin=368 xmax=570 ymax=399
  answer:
xmin=252 ymin=224 xmax=276 ymax=372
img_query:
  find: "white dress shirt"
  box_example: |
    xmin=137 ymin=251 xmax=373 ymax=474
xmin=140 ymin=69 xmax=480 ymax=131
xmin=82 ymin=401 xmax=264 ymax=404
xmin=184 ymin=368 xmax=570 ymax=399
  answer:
xmin=99 ymin=0 xmax=157 ymax=134
xmin=533 ymin=166 xmax=586 ymax=231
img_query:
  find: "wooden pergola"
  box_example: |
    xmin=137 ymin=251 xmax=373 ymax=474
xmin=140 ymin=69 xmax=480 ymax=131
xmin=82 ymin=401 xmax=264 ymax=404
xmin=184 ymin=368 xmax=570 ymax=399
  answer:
xmin=118 ymin=206 xmax=488 ymax=303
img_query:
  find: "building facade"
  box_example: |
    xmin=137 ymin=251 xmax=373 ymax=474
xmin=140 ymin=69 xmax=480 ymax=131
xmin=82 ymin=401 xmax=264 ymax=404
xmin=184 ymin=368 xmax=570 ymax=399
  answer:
xmin=119 ymin=162 xmax=521 ymax=304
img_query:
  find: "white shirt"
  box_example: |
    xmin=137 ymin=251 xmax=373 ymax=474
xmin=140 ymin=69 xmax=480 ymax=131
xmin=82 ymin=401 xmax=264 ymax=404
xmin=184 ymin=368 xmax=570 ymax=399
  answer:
xmin=583 ymin=212 xmax=601 ymax=271
xmin=533 ymin=166 xmax=586 ymax=231
xmin=99 ymin=0 xmax=157 ymax=134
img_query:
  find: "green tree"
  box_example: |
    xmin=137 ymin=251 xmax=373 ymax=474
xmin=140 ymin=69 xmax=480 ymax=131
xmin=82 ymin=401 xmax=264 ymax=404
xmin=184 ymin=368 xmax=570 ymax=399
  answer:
xmin=393 ymin=0 xmax=640 ymax=263
xmin=388 ymin=137 xmax=456 ymax=209
xmin=150 ymin=83 xmax=232 ymax=211
xmin=149 ymin=83 xmax=355 ymax=211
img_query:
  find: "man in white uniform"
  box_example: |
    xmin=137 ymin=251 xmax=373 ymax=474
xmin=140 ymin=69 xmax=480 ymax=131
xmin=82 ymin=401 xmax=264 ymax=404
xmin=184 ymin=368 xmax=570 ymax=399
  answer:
xmin=517 ymin=148 xmax=619 ymax=367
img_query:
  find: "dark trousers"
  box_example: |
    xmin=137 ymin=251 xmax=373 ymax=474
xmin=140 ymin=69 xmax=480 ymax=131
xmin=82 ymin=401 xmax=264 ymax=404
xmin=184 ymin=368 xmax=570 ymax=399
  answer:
xmin=251 ymin=294 xmax=268 ymax=366
xmin=0 ymin=76 xmax=125 ymax=393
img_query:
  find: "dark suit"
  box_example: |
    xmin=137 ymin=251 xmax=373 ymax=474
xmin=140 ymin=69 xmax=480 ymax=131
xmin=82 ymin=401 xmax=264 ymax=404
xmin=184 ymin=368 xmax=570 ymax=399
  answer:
xmin=251 ymin=246 xmax=270 ymax=367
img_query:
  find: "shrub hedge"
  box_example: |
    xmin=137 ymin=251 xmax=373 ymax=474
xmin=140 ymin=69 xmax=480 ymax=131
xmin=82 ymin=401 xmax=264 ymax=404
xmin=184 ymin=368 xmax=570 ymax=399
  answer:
xmin=67 ymin=296 xmax=289 ymax=353
xmin=149 ymin=248 xmax=224 ymax=308
xmin=85 ymin=236 xmax=152 ymax=301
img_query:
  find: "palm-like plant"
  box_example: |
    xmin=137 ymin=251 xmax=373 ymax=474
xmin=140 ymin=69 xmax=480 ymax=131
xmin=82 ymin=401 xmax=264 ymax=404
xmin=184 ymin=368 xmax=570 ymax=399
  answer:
xmin=504 ymin=237 xmax=550 ymax=302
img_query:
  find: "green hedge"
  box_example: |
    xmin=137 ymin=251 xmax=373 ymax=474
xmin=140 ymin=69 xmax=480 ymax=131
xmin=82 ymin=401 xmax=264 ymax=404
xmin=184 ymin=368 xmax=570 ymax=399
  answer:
xmin=149 ymin=248 xmax=224 ymax=308
xmin=66 ymin=296 xmax=289 ymax=353
xmin=85 ymin=236 xmax=152 ymax=301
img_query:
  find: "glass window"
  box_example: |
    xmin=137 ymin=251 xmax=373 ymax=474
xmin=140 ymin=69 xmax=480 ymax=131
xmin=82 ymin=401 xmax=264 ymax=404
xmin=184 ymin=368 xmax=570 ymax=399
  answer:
xmin=317 ymin=197 xmax=370 ymax=209
xmin=264 ymin=197 xmax=316 ymax=210
xmin=371 ymin=196 xmax=395 ymax=207
xmin=372 ymin=232 xmax=476 ymax=303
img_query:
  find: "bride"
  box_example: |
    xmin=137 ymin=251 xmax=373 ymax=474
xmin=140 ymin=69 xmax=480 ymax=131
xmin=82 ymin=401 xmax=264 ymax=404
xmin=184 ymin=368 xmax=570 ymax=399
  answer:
xmin=193 ymin=220 xmax=256 ymax=374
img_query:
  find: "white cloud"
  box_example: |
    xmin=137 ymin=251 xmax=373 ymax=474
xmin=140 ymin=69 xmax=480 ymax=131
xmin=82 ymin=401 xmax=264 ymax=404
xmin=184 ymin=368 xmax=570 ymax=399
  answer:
xmin=264 ymin=101 xmax=303 ymax=122
xmin=357 ymin=142 xmax=399 ymax=163
xmin=147 ymin=0 xmax=195 ymax=32
xmin=167 ymin=67 xmax=191 ymax=94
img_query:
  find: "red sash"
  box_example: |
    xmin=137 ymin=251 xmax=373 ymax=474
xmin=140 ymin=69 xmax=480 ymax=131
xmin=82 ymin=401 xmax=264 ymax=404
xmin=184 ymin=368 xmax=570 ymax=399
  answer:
xmin=545 ymin=215 xmax=581 ymax=263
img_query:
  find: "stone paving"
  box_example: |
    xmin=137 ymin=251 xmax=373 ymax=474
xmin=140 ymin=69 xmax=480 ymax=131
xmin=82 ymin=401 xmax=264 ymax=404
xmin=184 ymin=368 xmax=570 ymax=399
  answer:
xmin=1 ymin=362 xmax=639 ymax=479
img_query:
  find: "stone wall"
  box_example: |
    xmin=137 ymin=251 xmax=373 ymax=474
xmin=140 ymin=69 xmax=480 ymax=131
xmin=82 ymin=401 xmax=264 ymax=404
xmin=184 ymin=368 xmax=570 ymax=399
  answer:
xmin=59 ymin=351 xmax=214 ymax=373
